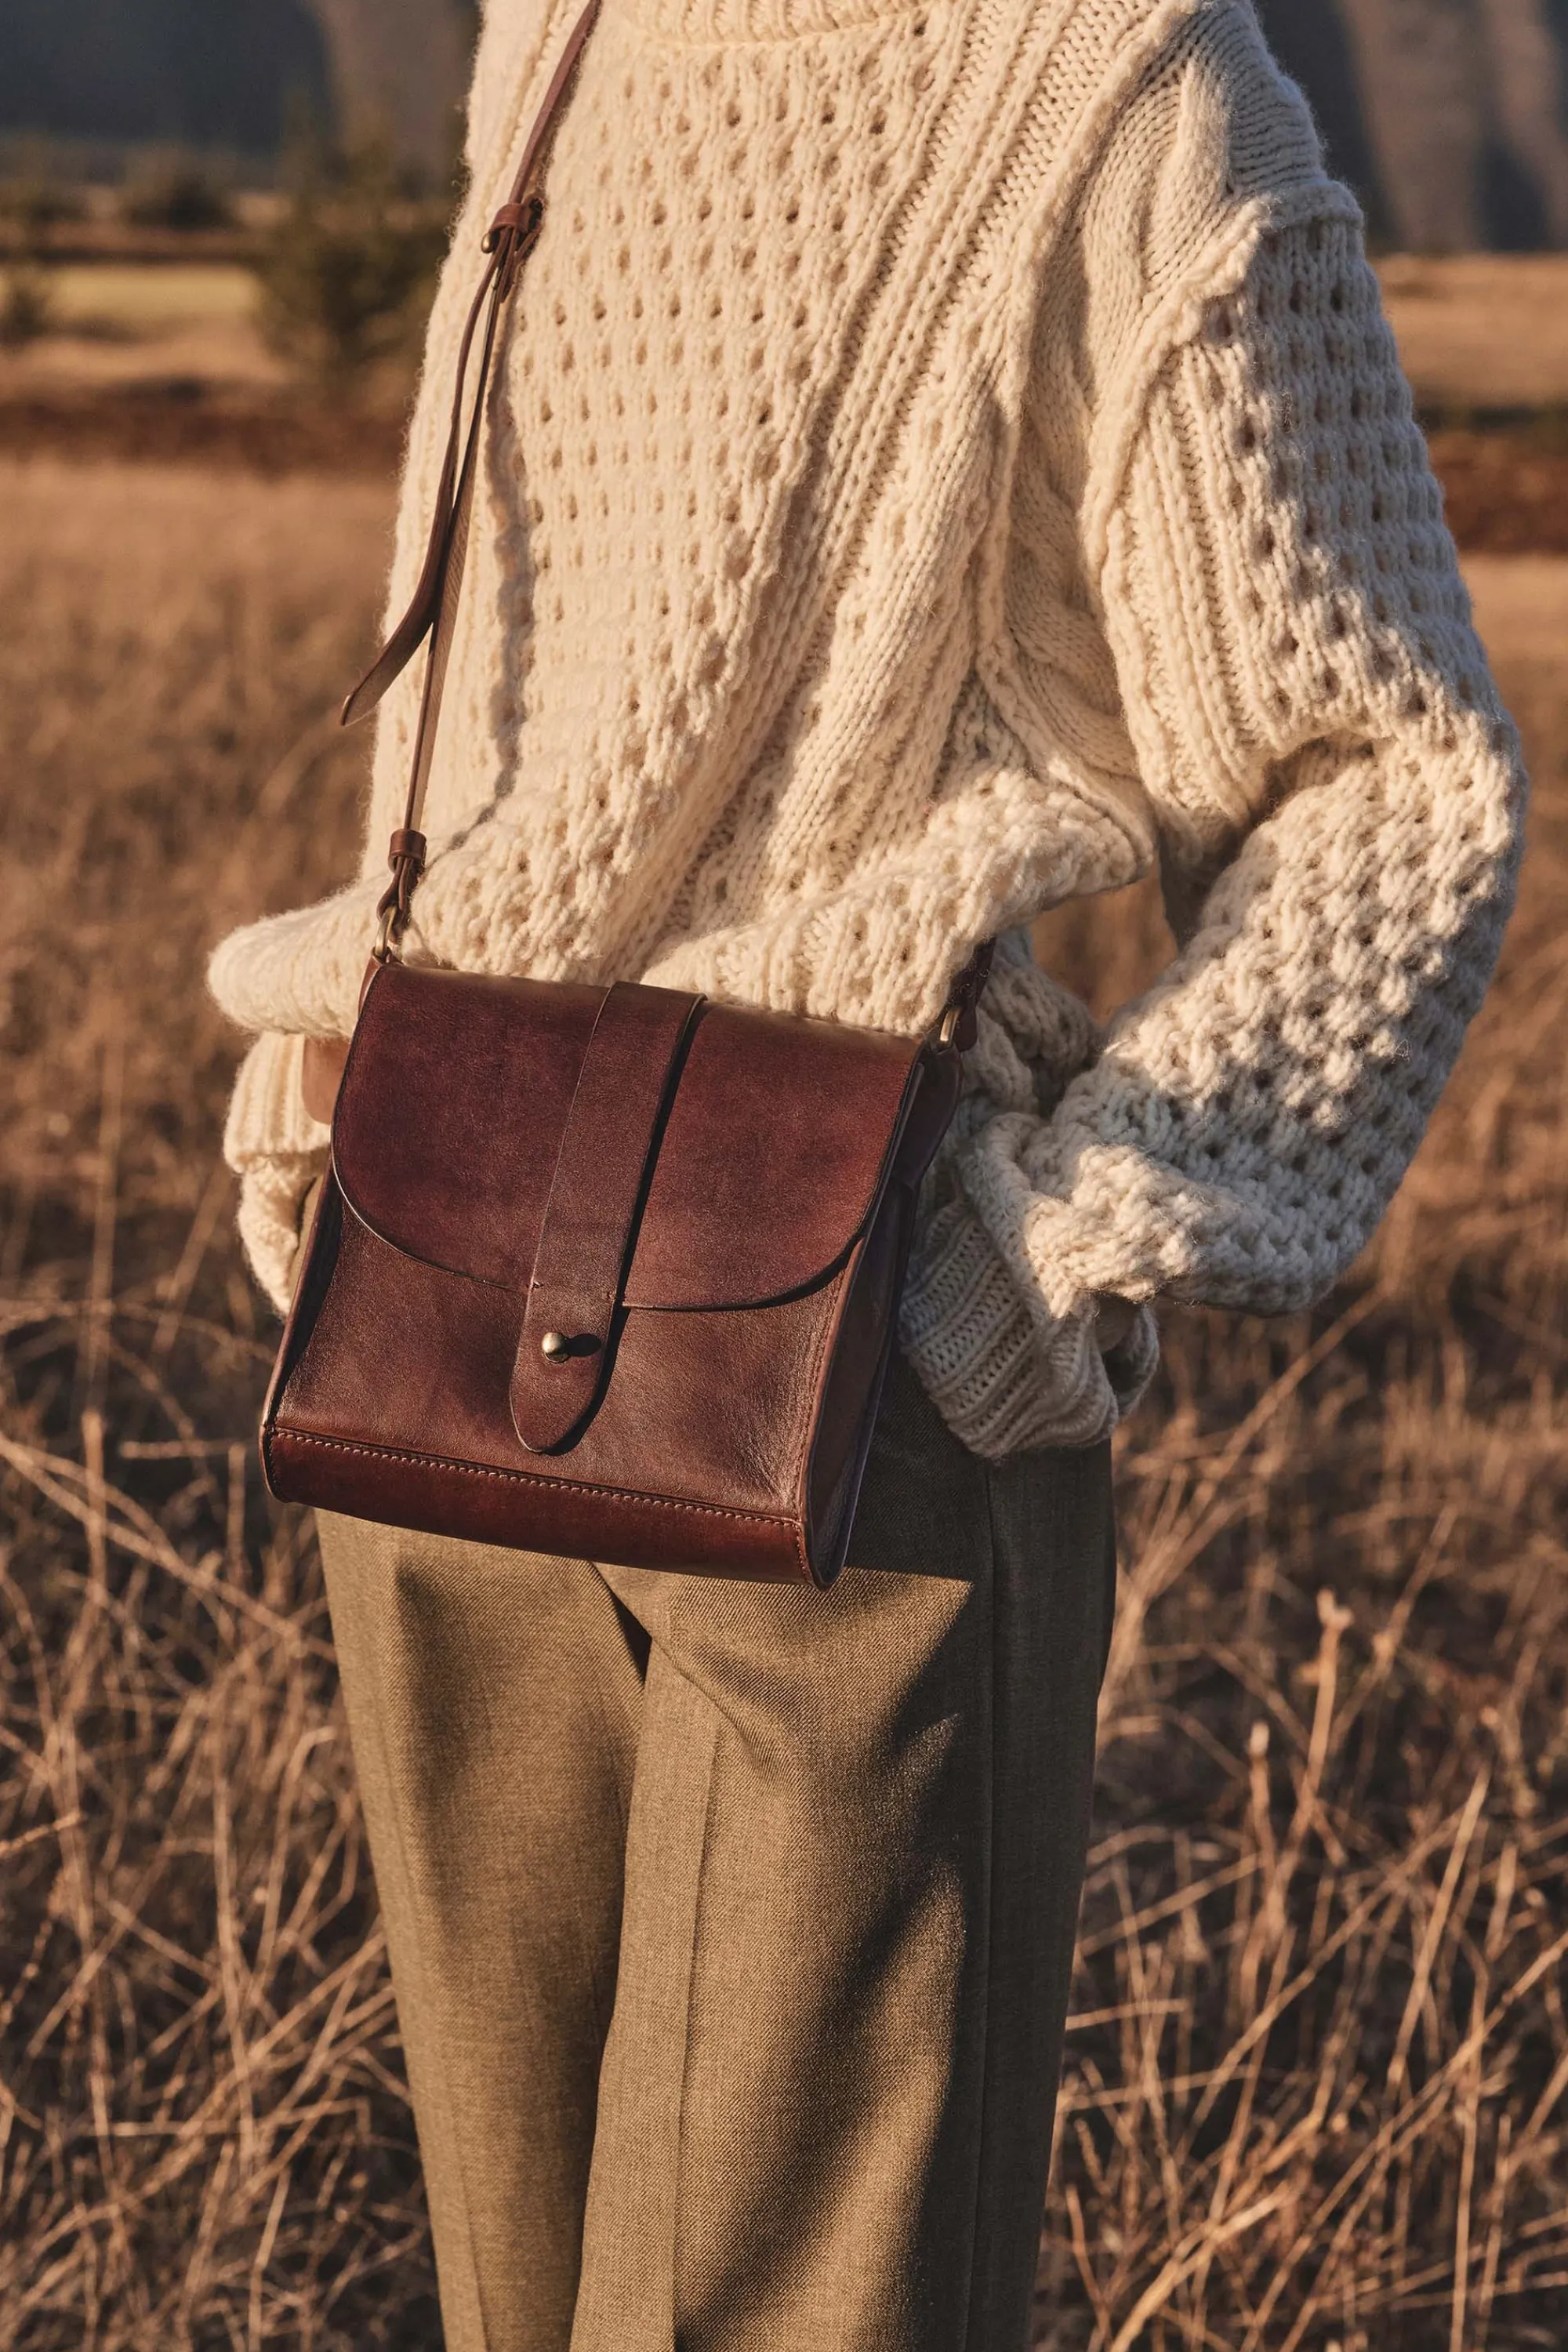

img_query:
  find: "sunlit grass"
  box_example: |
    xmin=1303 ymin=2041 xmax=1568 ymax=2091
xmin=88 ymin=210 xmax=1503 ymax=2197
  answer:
xmin=1 ymin=458 xmax=1565 ymax=2348
xmin=40 ymin=263 xmax=260 ymax=336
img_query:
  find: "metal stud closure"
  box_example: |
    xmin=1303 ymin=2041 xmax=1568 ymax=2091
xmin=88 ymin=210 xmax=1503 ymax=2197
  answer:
xmin=539 ymin=1331 xmax=570 ymax=1362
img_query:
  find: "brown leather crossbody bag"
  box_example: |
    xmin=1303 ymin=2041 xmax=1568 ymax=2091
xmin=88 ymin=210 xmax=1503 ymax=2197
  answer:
xmin=260 ymin=0 xmax=992 ymax=1588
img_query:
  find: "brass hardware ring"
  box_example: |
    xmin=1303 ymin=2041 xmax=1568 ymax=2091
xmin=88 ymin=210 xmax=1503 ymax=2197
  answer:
xmin=372 ymin=904 xmax=403 ymax=964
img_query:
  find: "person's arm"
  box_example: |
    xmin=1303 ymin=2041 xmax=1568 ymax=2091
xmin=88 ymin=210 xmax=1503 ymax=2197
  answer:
xmin=903 ymin=201 xmax=1523 ymax=1457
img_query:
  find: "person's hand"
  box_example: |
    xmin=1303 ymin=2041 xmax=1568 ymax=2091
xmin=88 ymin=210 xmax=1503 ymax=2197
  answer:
xmin=300 ymin=1035 xmax=350 ymax=1123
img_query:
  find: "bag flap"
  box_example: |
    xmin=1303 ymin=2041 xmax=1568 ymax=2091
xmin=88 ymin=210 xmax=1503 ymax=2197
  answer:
xmin=331 ymin=961 xmax=927 ymax=1311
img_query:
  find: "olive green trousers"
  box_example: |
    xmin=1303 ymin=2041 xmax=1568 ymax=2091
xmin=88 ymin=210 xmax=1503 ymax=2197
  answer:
xmin=315 ymin=1352 xmax=1115 ymax=2352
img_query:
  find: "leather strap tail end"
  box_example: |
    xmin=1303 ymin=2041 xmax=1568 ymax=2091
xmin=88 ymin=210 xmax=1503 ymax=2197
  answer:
xmin=936 ymin=940 xmax=995 ymax=1052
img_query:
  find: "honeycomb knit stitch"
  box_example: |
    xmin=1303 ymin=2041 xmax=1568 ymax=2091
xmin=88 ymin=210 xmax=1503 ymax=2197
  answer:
xmin=211 ymin=0 xmax=1524 ymax=1460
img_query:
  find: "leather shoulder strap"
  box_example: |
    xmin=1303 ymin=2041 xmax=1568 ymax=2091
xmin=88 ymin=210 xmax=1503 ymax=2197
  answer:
xmin=343 ymin=0 xmax=602 ymax=956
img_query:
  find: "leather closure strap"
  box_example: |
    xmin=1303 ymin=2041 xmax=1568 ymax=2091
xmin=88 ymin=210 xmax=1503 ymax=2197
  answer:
xmin=511 ymin=982 xmax=703 ymax=1450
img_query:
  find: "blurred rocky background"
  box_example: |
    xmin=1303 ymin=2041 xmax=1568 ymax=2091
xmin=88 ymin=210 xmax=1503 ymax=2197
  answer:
xmin=5 ymin=0 xmax=1568 ymax=246
xmin=0 ymin=0 xmax=474 ymax=183
xmin=1257 ymin=0 xmax=1568 ymax=250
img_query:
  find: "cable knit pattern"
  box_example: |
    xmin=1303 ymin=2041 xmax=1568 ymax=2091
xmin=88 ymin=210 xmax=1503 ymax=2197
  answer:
xmin=212 ymin=0 xmax=1523 ymax=1455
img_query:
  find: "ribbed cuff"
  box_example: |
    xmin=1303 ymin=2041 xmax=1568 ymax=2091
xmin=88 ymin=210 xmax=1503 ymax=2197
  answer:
xmin=223 ymin=1033 xmax=332 ymax=1314
xmin=898 ymin=1199 xmax=1158 ymax=1460
xmin=222 ymin=1033 xmax=331 ymax=1164
xmin=236 ymin=1155 xmax=326 ymax=1314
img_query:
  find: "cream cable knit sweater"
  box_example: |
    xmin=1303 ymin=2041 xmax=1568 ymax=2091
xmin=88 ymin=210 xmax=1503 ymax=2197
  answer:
xmin=212 ymin=0 xmax=1523 ymax=1459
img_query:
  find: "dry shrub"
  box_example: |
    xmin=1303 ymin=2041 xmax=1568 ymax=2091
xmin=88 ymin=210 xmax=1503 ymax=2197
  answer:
xmin=0 ymin=267 xmax=53 ymax=352
xmin=0 ymin=456 xmax=1565 ymax=2348
xmin=256 ymin=144 xmax=448 ymax=399
xmin=118 ymin=156 xmax=236 ymax=237
xmin=1426 ymin=426 xmax=1568 ymax=558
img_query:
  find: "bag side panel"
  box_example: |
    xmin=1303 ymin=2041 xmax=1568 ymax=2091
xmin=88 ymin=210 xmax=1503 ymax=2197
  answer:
xmin=803 ymin=1183 xmax=913 ymax=1587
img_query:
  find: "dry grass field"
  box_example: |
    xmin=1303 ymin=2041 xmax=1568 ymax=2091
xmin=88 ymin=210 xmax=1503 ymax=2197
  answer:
xmin=0 ymin=264 xmax=285 ymax=401
xmin=7 ymin=249 xmax=1568 ymax=504
xmin=9 ymin=248 xmax=1568 ymax=405
xmin=1377 ymin=256 xmax=1568 ymax=412
xmin=2 ymin=445 xmax=1566 ymax=2352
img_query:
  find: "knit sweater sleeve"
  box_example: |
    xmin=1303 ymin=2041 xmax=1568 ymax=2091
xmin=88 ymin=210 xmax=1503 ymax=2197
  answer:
xmin=905 ymin=208 xmax=1523 ymax=1454
xmin=220 ymin=1029 xmax=332 ymax=1312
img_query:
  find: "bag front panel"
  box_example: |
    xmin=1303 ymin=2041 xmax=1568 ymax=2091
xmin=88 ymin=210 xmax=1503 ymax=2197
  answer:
xmin=266 ymin=1175 xmax=851 ymax=1561
xmin=260 ymin=969 xmax=967 ymax=1582
xmin=333 ymin=964 xmax=925 ymax=1311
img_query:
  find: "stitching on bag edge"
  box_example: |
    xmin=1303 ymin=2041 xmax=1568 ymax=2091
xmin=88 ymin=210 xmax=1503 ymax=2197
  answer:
xmin=268 ymin=1425 xmax=800 ymax=1532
